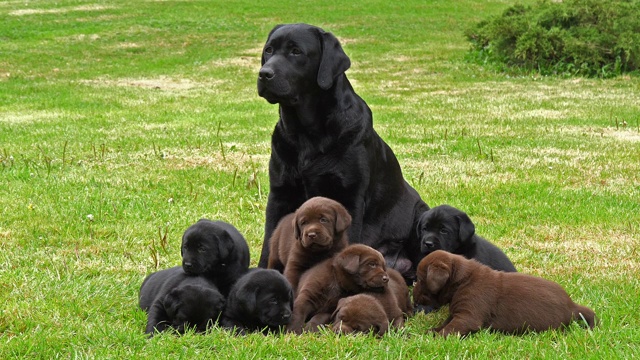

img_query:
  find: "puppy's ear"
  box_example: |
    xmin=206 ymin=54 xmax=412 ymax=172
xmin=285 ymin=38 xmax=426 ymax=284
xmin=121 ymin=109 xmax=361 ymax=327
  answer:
xmin=334 ymin=206 xmax=352 ymax=234
xmin=457 ymin=213 xmax=475 ymax=243
xmin=293 ymin=214 xmax=302 ymax=241
xmin=262 ymin=24 xmax=284 ymax=65
xmin=217 ymin=230 xmax=234 ymax=260
xmin=338 ymin=253 xmax=360 ymax=274
xmin=426 ymin=264 xmax=450 ymax=294
xmin=163 ymin=289 xmax=182 ymax=317
xmin=317 ymin=30 xmax=351 ymax=90
xmin=244 ymin=286 xmax=259 ymax=313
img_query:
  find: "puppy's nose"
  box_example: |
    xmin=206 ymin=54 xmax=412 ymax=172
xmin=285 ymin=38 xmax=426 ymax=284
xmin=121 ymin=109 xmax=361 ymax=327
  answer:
xmin=307 ymin=232 xmax=317 ymax=239
xmin=382 ymin=274 xmax=389 ymax=283
xmin=258 ymin=67 xmax=275 ymax=81
xmin=282 ymin=312 xmax=291 ymax=320
xmin=423 ymin=240 xmax=435 ymax=248
xmin=183 ymin=261 xmax=193 ymax=270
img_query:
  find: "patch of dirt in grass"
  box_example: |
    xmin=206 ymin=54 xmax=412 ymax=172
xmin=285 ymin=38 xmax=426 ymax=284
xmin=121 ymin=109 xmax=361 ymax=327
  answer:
xmin=163 ymin=148 xmax=269 ymax=172
xmin=0 ymin=110 xmax=67 ymax=124
xmin=79 ymin=76 xmax=225 ymax=92
xmin=9 ymin=4 xmax=114 ymax=16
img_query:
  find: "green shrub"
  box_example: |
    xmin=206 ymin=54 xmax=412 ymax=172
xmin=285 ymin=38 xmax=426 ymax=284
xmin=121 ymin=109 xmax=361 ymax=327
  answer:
xmin=466 ymin=0 xmax=640 ymax=77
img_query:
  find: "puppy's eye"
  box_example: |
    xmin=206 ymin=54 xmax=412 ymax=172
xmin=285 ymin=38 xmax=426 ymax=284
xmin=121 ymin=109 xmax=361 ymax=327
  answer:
xmin=269 ymin=298 xmax=278 ymax=305
xmin=439 ymin=229 xmax=448 ymax=235
xmin=264 ymin=46 xmax=273 ymax=55
xmin=319 ymin=217 xmax=328 ymax=224
xmin=291 ymin=47 xmax=302 ymax=55
xmin=198 ymin=246 xmax=206 ymax=253
xmin=368 ymin=262 xmax=377 ymax=268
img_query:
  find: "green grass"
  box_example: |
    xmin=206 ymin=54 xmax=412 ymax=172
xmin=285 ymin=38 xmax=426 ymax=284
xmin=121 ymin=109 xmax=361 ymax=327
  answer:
xmin=1 ymin=0 xmax=639 ymax=358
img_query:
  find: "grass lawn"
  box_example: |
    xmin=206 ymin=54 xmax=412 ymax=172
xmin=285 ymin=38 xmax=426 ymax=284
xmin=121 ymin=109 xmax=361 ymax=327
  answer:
xmin=1 ymin=0 xmax=639 ymax=358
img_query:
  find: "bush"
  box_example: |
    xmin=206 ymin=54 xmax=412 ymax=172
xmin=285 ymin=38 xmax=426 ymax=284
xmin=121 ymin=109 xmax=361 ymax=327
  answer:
xmin=466 ymin=0 xmax=640 ymax=77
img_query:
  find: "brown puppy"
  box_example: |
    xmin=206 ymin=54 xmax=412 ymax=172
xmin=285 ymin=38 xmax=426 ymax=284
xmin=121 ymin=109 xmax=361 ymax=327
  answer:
xmin=288 ymin=244 xmax=405 ymax=333
xmin=413 ymin=250 xmax=597 ymax=337
xmin=331 ymin=294 xmax=389 ymax=336
xmin=268 ymin=197 xmax=351 ymax=290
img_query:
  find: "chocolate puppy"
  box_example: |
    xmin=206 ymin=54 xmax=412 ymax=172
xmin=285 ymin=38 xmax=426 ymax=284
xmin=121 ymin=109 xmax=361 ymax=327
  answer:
xmin=413 ymin=250 xmax=597 ymax=337
xmin=331 ymin=294 xmax=389 ymax=336
xmin=268 ymin=196 xmax=351 ymax=290
xmin=416 ymin=205 xmax=516 ymax=272
xmin=288 ymin=244 xmax=406 ymax=333
xmin=139 ymin=267 xmax=225 ymax=336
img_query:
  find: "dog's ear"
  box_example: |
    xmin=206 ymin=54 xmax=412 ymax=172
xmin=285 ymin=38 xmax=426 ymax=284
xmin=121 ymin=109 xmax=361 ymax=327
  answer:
xmin=334 ymin=206 xmax=352 ymax=234
xmin=262 ymin=24 xmax=285 ymax=65
xmin=338 ymin=253 xmax=361 ymax=274
xmin=163 ymin=288 xmax=182 ymax=317
xmin=426 ymin=263 xmax=450 ymax=294
xmin=317 ymin=30 xmax=351 ymax=90
xmin=293 ymin=214 xmax=302 ymax=241
xmin=457 ymin=212 xmax=475 ymax=243
xmin=217 ymin=230 xmax=234 ymax=260
xmin=243 ymin=285 xmax=259 ymax=313
xmin=376 ymin=321 xmax=389 ymax=337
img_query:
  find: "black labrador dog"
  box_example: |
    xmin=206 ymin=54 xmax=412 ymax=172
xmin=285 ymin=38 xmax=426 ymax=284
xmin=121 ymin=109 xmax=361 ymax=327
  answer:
xmin=181 ymin=219 xmax=250 ymax=296
xmin=416 ymin=205 xmax=517 ymax=272
xmin=221 ymin=269 xmax=294 ymax=334
xmin=139 ymin=266 xmax=225 ymax=336
xmin=256 ymin=23 xmax=429 ymax=283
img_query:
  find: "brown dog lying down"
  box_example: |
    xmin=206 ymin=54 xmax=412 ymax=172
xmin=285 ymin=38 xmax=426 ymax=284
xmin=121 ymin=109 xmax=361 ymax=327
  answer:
xmin=268 ymin=196 xmax=351 ymax=291
xmin=413 ymin=250 xmax=597 ymax=337
xmin=331 ymin=294 xmax=389 ymax=336
xmin=288 ymin=244 xmax=410 ymax=334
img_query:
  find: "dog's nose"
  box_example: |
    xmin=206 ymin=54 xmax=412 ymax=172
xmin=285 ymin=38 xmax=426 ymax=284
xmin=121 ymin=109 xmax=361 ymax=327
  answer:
xmin=183 ymin=261 xmax=193 ymax=270
xmin=307 ymin=232 xmax=317 ymax=239
xmin=282 ymin=312 xmax=291 ymax=320
xmin=258 ymin=67 xmax=275 ymax=81
xmin=423 ymin=240 xmax=435 ymax=248
xmin=382 ymin=274 xmax=389 ymax=283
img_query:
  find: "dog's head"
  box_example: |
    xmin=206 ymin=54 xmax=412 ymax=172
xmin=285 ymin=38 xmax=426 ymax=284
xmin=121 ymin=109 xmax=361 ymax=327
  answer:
xmin=257 ymin=23 xmax=351 ymax=106
xmin=413 ymin=250 xmax=470 ymax=307
xmin=241 ymin=270 xmax=294 ymax=329
xmin=416 ymin=205 xmax=476 ymax=255
xmin=334 ymin=244 xmax=390 ymax=293
xmin=331 ymin=294 xmax=389 ymax=337
xmin=293 ymin=196 xmax=351 ymax=252
xmin=181 ymin=219 xmax=237 ymax=276
xmin=163 ymin=284 xmax=225 ymax=334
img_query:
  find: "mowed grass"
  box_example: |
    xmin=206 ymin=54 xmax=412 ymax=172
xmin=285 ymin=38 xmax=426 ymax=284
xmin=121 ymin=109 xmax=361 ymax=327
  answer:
xmin=1 ymin=0 xmax=639 ymax=358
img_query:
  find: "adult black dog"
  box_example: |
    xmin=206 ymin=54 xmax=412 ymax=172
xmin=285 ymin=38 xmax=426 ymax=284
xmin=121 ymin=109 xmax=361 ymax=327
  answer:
xmin=416 ymin=205 xmax=517 ymax=272
xmin=220 ymin=269 xmax=294 ymax=334
xmin=139 ymin=266 xmax=225 ymax=336
xmin=256 ymin=23 xmax=429 ymax=282
xmin=181 ymin=219 xmax=250 ymax=296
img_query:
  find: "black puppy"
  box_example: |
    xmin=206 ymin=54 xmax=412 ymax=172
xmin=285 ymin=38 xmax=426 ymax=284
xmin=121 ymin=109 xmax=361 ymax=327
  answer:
xmin=256 ymin=23 xmax=429 ymax=283
xmin=221 ymin=269 xmax=294 ymax=334
xmin=416 ymin=205 xmax=517 ymax=272
xmin=139 ymin=266 xmax=225 ymax=336
xmin=181 ymin=219 xmax=250 ymax=296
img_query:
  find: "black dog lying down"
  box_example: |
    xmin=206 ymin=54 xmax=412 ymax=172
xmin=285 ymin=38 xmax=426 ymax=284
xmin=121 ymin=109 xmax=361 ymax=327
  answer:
xmin=221 ymin=269 xmax=294 ymax=334
xmin=139 ymin=266 xmax=225 ymax=336
xmin=181 ymin=219 xmax=251 ymax=296
xmin=416 ymin=205 xmax=517 ymax=272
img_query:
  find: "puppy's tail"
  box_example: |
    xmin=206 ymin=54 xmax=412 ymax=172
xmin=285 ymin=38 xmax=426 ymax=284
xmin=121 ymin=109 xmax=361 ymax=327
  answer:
xmin=572 ymin=304 xmax=596 ymax=329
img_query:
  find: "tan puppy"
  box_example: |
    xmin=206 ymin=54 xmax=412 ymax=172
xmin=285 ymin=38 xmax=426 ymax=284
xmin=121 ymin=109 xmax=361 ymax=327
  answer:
xmin=413 ymin=250 xmax=597 ymax=337
xmin=331 ymin=294 xmax=389 ymax=336
xmin=268 ymin=196 xmax=351 ymax=290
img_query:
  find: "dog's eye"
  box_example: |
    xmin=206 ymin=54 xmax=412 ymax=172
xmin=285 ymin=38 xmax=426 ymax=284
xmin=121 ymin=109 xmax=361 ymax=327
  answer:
xmin=291 ymin=47 xmax=302 ymax=55
xmin=368 ymin=262 xmax=377 ymax=268
xmin=198 ymin=246 xmax=206 ymax=253
xmin=439 ymin=229 xmax=448 ymax=235
xmin=264 ymin=46 xmax=273 ymax=55
xmin=269 ymin=298 xmax=278 ymax=305
xmin=319 ymin=217 xmax=328 ymax=224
